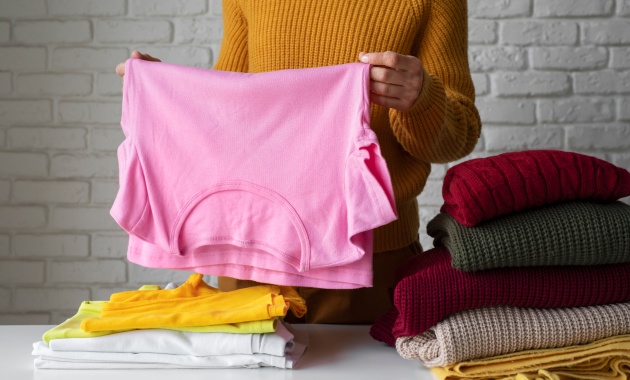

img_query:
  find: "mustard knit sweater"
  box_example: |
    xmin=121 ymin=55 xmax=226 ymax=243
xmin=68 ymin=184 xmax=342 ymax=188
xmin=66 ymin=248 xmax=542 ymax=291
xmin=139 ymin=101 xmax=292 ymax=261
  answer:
xmin=213 ymin=0 xmax=482 ymax=253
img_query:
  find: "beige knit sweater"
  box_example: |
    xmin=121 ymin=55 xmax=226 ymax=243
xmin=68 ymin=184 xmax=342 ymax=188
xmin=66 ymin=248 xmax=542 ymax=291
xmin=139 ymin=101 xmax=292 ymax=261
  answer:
xmin=396 ymin=303 xmax=630 ymax=367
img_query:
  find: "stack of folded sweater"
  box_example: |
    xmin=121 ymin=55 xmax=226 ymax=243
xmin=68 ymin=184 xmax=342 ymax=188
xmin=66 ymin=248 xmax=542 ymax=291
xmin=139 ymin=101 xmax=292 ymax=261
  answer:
xmin=370 ymin=150 xmax=630 ymax=379
xmin=33 ymin=273 xmax=308 ymax=369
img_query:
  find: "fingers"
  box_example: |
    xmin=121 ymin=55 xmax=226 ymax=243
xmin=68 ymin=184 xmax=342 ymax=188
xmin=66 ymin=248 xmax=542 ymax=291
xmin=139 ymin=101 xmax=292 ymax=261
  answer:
xmin=116 ymin=50 xmax=162 ymax=78
xmin=359 ymin=51 xmax=421 ymax=72
xmin=369 ymin=91 xmax=414 ymax=111
xmin=368 ymin=77 xmax=423 ymax=111
xmin=131 ymin=50 xmax=162 ymax=62
xmin=358 ymin=51 xmax=424 ymax=111
xmin=116 ymin=62 xmax=126 ymax=78
xmin=368 ymin=65 xmax=409 ymax=87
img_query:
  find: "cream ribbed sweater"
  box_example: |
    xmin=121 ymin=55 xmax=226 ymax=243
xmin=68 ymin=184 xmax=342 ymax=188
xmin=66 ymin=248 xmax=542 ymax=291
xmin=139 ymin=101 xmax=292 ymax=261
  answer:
xmin=213 ymin=0 xmax=482 ymax=252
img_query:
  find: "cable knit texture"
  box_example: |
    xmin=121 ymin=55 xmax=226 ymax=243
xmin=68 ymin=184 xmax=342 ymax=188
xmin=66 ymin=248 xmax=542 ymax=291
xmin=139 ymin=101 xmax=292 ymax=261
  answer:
xmin=441 ymin=150 xmax=630 ymax=227
xmin=427 ymin=201 xmax=630 ymax=271
xmin=431 ymin=334 xmax=630 ymax=380
xmin=369 ymin=247 xmax=630 ymax=346
xmin=214 ymin=0 xmax=482 ymax=252
xmin=396 ymin=303 xmax=630 ymax=367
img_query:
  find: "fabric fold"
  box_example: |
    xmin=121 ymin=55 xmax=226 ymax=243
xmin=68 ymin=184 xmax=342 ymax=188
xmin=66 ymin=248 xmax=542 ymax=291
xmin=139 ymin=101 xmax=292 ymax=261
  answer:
xmin=440 ymin=150 xmax=630 ymax=227
xmin=396 ymin=302 xmax=630 ymax=367
xmin=427 ymin=201 xmax=630 ymax=272
xmin=431 ymin=334 xmax=630 ymax=380
xmin=44 ymin=300 xmax=278 ymax=343
xmin=81 ymin=274 xmax=306 ymax=333
xmin=50 ymin=321 xmax=295 ymax=357
xmin=33 ymin=323 xmax=309 ymax=370
xmin=369 ymin=247 xmax=630 ymax=345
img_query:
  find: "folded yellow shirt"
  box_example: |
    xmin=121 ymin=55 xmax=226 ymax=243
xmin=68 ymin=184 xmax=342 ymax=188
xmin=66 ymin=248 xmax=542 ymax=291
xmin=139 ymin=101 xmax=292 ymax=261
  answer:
xmin=81 ymin=274 xmax=306 ymax=333
xmin=431 ymin=334 xmax=630 ymax=380
xmin=110 ymin=273 xmax=220 ymax=302
xmin=43 ymin=300 xmax=279 ymax=343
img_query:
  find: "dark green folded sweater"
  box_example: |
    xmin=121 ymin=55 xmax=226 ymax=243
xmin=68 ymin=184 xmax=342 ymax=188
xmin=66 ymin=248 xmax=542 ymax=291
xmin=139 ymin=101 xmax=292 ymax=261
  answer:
xmin=427 ymin=201 xmax=630 ymax=272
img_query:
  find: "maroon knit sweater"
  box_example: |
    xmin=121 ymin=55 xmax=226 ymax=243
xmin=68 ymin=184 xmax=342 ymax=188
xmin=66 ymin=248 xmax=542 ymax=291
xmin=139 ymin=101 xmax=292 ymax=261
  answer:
xmin=441 ymin=150 xmax=630 ymax=227
xmin=370 ymin=247 xmax=630 ymax=346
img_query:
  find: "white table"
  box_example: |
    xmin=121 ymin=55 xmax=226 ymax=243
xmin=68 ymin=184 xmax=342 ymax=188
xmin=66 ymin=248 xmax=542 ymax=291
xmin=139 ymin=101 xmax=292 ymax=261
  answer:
xmin=5 ymin=324 xmax=437 ymax=380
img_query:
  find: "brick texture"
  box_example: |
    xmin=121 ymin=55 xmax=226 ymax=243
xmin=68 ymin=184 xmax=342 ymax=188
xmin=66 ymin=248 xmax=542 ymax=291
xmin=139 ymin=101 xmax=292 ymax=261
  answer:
xmin=0 ymin=22 xmax=11 ymax=43
xmin=14 ymin=21 xmax=92 ymax=44
xmin=13 ymin=234 xmax=89 ymax=257
xmin=16 ymin=74 xmax=92 ymax=96
xmin=47 ymin=0 xmax=126 ymax=17
xmin=8 ymin=127 xmax=87 ymax=150
xmin=0 ymin=0 xmax=628 ymax=323
xmin=534 ymin=0 xmax=613 ymax=17
xmin=12 ymin=180 xmax=89 ymax=203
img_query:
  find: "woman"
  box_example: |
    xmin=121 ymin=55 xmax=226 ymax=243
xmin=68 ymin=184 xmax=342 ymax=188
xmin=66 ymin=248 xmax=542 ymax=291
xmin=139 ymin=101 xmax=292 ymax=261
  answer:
xmin=116 ymin=0 xmax=481 ymax=324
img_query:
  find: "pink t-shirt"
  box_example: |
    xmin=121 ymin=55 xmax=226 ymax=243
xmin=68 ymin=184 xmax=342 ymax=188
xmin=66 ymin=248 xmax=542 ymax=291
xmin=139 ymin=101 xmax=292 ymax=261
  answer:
xmin=112 ymin=59 xmax=397 ymax=289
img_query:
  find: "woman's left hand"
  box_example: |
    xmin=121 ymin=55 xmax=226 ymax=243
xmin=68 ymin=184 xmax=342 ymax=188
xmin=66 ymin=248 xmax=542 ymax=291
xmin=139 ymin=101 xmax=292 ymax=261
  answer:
xmin=359 ymin=51 xmax=424 ymax=111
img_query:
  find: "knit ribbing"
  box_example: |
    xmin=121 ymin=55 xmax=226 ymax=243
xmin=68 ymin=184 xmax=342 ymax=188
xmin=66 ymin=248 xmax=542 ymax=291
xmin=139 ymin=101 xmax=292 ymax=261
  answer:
xmin=396 ymin=303 xmax=630 ymax=367
xmin=214 ymin=0 xmax=481 ymax=252
xmin=427 ymin=201 xmax=630 ymax=271
xmin=431 ymin=334 xmax=630 ymax=380
xmin=369 ymin=247 xmax=630 ymax=345
xmin=213 ymin=0 xmax=248 ymax=73
xmin=441 ymin=150 xmax=630 ymax=227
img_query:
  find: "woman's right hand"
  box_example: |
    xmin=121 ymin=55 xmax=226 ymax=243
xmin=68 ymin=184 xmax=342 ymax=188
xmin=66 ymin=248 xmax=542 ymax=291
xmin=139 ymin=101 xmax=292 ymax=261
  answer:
xmin=116 ymin=50 xmax=161 ymax=78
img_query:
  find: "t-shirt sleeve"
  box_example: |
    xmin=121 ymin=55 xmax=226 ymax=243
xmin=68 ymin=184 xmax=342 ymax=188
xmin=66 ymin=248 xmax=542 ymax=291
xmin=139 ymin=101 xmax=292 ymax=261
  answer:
xmin=111 ymin=60 xmax=148 ymax=238
xmin=345 ymin=133 xmax=398 ymax=243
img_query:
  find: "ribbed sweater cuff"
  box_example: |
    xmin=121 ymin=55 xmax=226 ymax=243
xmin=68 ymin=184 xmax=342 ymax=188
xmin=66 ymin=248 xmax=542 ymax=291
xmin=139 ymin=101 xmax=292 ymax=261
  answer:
xmin=389 ymin=69 xmax=446 ymax=143
xmin=388 ymin=70 xmax=471 ymax=164
xmin=409 ymin=67 xmax=437 ymax=114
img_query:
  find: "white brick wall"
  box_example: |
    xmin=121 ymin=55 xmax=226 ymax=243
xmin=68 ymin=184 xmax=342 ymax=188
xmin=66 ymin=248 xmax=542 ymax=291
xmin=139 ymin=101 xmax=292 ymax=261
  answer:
xmin=0 ymin=0 xmax=629 ymax=324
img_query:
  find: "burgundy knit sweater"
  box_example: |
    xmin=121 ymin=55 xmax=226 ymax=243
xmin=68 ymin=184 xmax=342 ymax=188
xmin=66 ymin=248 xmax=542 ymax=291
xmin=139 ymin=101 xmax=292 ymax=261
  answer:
xmin=370 ymin=247 xmax=630 ymax=346
xmin=441 ymin=150 xmax=630 ymax=227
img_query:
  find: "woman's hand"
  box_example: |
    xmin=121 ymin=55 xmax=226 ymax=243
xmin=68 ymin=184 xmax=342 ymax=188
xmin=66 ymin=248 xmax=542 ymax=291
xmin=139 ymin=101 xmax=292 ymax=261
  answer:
xmin=359 ymin=51 xmax=424 ymax=111
xmin=116 ymin=50 xmax=161 ymax=78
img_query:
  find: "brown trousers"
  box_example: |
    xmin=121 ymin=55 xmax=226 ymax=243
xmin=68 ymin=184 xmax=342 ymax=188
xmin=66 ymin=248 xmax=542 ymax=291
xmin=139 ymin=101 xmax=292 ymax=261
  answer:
xmin=218 ymin=240 xmax=422 ymax=324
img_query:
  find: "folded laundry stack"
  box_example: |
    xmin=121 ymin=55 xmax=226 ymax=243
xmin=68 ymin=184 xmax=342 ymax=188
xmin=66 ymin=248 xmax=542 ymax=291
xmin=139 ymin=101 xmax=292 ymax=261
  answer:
xmin=33 ymin=274 xmax=308 ymax=369
xmin=370 ymin=150 xmax=630 ymax=379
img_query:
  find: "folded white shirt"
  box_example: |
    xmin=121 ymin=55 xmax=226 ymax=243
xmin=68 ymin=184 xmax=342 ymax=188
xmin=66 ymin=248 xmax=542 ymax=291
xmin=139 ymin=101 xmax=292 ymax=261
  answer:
xmin=48 ymin=317 xmax=294 ymax=357
xmin=33 ymin=324 xmax=308 ymax=369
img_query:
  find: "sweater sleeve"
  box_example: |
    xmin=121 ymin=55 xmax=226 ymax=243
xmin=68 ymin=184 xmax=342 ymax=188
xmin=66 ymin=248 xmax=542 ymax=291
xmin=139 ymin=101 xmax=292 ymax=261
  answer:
xmin=388 ymin=0 xmax=481 ymax=164
xmin=213 ymin=0 xmax=248 ymax=72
